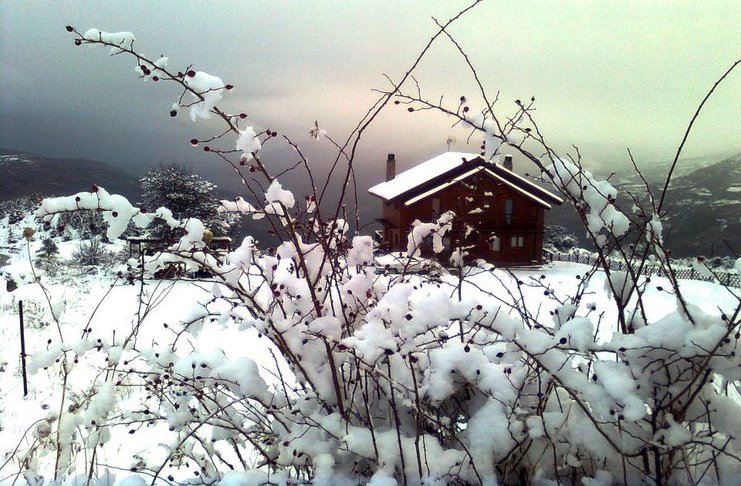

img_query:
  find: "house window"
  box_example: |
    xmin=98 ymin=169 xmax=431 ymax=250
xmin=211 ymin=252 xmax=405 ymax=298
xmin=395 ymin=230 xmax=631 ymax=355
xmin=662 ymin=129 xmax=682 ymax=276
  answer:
xmin=510 ymin=236 xmax=524 ymax=248
xmin=490 ymin=235 xmax=500 ymax=252
xmin=505 ymin=199 xmax=513 ymax=225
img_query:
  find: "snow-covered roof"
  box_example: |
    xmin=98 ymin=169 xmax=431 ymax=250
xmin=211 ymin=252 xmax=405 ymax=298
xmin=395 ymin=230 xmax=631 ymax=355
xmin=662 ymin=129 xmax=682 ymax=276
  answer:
xmin=368 ymin=152 xmax=563 ymax=207
xmin=368 ymin=152 xmax=476 ymax=201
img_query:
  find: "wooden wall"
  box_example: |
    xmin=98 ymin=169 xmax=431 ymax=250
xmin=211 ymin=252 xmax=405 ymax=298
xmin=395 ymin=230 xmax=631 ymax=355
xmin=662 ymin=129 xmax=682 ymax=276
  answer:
xmin=381 ymin=173 xmax=546 ymax=265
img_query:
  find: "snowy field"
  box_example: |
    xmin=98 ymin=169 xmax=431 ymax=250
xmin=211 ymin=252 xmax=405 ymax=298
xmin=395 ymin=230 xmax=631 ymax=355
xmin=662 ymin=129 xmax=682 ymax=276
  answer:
xmin=1 ymin=222 xmax=737 ymax=484
xmin=0 ymin=233 xmax=294 ymax=485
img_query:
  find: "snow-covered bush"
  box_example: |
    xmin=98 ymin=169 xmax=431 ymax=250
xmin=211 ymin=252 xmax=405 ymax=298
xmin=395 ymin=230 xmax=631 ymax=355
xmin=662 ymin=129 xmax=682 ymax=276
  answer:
xmin=51 ymin=209 xmax=106 ymax=240
xmin=0 ymin=195 xmax=42 ymax=225
xmin=72 ymin=237 xmax=113 ymax=267
xmin=4 ymin=15 xmax=738 ymax=486
xmin=36 ymin=238 xmax=59 ymax=260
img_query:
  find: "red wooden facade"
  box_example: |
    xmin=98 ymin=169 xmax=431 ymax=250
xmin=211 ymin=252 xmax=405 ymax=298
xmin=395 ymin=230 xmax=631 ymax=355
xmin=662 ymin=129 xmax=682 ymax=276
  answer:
xmin=369 ymin=153 xmax=562 ymax=265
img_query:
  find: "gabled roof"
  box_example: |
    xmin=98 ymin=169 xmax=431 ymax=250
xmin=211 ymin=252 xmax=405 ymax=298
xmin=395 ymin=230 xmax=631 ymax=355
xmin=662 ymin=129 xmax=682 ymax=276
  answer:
xmin=368 ymin=152 xmax=563 ymax=208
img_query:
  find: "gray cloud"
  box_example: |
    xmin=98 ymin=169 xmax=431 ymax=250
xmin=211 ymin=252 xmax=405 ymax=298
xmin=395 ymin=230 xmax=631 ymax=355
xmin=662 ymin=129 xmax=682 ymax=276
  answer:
xmin=1 ymin=0 xmax=739 ymax=195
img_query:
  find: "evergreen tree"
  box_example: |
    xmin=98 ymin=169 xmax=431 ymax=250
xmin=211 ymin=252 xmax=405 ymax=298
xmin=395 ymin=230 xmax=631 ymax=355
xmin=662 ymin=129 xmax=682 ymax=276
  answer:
xmin=36 ymin=238 xmax=59 ymax=259
xmin=139 ymin=164 xmax=232 ymax=241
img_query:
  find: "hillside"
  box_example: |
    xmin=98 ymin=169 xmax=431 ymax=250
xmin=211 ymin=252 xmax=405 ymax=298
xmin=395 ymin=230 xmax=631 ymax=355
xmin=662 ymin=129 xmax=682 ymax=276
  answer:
xmin=546 ymin=153 xmax=740 ymax=257
xmin=0 ymin=149 xmax=140 ymax=201
xmin=661 ymin=153 xmax=741 ymax=256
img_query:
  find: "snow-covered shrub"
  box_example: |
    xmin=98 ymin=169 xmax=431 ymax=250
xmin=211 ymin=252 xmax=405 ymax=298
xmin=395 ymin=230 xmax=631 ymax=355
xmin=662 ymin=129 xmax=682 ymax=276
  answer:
xmin=36 ymin=238 xmax=59 ymax=260
xmin=51 ymin=209 xmax=106 ymax=240
xmin=72 ymin=237 xmax=113 ymax=267
xmin=5 ymin=17 xmax=737 ymax=486
xmin=0 ymin=194 xmax=42 ymax=225
xmin=34 ymin=237 xmax=61 ymax=276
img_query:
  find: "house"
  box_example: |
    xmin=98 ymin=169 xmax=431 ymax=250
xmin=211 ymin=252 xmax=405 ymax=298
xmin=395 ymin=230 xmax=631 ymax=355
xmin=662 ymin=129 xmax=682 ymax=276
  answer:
xmin=368 ymin=152 xmax=563 ymax=265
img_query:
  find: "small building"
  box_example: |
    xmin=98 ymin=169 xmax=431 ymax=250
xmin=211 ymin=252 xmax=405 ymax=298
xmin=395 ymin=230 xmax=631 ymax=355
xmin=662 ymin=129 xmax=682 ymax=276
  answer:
xmin=368 ymin=152 xmax=563 ymax=265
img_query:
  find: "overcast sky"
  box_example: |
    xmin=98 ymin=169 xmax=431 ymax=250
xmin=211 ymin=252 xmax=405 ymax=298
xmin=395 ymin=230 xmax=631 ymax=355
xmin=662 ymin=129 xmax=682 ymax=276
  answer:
xmin=1 ymin=0 xmax=739 ymax=194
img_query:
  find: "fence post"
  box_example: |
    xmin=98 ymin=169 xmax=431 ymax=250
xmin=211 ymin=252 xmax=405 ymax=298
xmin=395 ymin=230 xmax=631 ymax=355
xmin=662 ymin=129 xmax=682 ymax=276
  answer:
xmin=19 ymin=300 xmax=28 ymax=397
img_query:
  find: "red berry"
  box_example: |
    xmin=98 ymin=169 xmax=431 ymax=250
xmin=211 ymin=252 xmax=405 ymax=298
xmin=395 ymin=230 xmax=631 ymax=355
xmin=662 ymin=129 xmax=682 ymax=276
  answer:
xmin=248 ymin=166 xmax=256 ymax=172
xmin=239 ymin=113 xmax=247 ymax=119
xmin=65 ymin=25 xmax=74 ymax=32
xmin=203 ymin=146 xmax=210 ymax=152
xmin=463 ymin=106 xmax=469 ymax=113
xmin=170 ymin=109 xmax=177 ymax=117
xmin=152 ymin=76 xmax=159 ymax=81
xmin=187 ymin=70 xmax=196 ymax=77
xmin=271 ymin=131 xmax=277 ymax=137
xmin=190 ymin=138 xmax=198 ymax=145
xmin=239 ymin=160 xmax=246 ymax=166
xmin=91 ymin=185 xmax=99 ymax=193
xmin=407 ymin=107 xmax=414 ymax=112
xmin=225 ymin=84 xmax=233 ymax=90
xmin=74 ymin=39 xmax=81 ymax=46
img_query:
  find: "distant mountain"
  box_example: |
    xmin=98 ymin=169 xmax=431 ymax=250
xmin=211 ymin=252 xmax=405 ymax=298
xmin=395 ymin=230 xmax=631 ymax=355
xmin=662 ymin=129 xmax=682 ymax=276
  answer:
xmin=660 ymin=153 xmax=740 ymax=257
xmin=545 ymin=153 xmax=741 ymax=257
xmin=0 ymin=149 xmax=140 ymax=201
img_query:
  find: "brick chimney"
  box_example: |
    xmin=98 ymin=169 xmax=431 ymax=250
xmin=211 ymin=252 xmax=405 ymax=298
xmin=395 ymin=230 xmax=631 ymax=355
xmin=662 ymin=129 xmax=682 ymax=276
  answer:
xmin=503 ymin=154 xmax=513 ymax=171
xmin=386 ymin=153 xmax=396 ymax=181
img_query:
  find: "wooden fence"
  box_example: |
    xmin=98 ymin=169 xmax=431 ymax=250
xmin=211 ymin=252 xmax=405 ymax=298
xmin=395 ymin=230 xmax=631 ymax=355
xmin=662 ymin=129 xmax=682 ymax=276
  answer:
xmin=548 ymin=252 xmax=739 ymax=288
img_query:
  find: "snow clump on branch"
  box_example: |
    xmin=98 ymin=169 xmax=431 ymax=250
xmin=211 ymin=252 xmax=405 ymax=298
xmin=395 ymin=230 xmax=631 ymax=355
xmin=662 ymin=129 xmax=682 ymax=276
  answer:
xmin=545 ymin=157 xmax=630 ymax=244
xmin=185 ymin=71 xmax=225 ymax=121
xmin=407 ymin=210 xmax=455 ymax=256
xmin=83 ymin=28 xmax=135 ymax=54
xmin=236 ymin=126 xmax=261 ymax=162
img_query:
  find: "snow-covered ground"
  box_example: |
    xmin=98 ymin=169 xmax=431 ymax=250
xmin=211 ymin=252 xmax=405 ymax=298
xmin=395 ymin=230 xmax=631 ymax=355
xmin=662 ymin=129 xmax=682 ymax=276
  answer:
xmin=0 ymin=229 xmax=292 ymax=484
xmin=0 ymin=214 xmax=738 ymax=485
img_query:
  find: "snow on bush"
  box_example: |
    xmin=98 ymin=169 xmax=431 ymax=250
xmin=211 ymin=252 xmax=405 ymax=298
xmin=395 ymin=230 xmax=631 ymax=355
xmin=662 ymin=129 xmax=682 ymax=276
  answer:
xmin=545 ymin=157 xmax=631 ymax=242
xmin=184 ymin=71 xmax=224 ymax=121
xmin=5 ymin=18 xmax=738 ymax=486
xmin=236 ymin=126 xmax=261 ymax=162
xmin=83 ymin=28 xmax=135 ymax=54
xmin=406 ymin=210 xmax=454 ymax=257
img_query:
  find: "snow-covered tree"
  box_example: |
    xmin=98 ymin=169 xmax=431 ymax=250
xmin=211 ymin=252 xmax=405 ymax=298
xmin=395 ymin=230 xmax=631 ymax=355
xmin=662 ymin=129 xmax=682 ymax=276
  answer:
xmin=140 ymin=163 xmax=233 ymax=239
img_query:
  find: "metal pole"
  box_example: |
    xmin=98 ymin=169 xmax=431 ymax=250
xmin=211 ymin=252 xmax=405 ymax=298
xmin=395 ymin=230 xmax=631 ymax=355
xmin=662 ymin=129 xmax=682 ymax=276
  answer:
xmin=19 ymin=300 xmax=28 ymax=397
